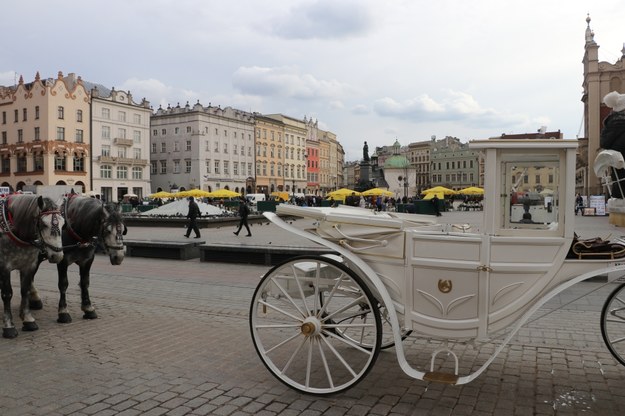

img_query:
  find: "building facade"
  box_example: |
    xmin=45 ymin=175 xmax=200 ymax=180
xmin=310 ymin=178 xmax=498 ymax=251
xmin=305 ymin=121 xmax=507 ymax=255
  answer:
xmin=430 ymin=136 xmax=480 ymax=190
xmin=91 ymin=86 xmax=152 ymax=202
xmin=254 ymin=114 xmax=284 ymax=194
xmin=0 ymin=71 xmax=90 ymax=193
xmin=581 ymin=15 xmax=625 ymax=195
xmin=150 ymin=102 xmax=256 ymax=195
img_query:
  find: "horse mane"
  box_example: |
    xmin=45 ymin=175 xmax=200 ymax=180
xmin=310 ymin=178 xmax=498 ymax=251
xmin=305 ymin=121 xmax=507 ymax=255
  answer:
xmin=66 ymin=197 xmax=124 ymax=238
xmin=103 ymin=203 xmax=124 ymax=227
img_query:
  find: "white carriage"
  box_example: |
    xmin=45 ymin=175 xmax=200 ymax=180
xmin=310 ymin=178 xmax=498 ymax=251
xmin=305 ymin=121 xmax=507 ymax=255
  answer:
xmin=249 ymin=139 xmax=625 ymax=394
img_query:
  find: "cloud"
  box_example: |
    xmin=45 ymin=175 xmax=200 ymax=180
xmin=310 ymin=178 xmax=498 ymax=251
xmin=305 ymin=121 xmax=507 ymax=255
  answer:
xmin=373 ymin=90 xmax=531 ymax=129
xmin=232 ymin=66 xmax=352 ymax=99
xmin=119 ymin=77 xmax=201 ymax=109
xmin=0 ymin=71 xmax=18 ymax=86
xmin=268 ymin=0 xmax=374 ymax=40
xmin=351 ymin=104 xmax=369 ymax=114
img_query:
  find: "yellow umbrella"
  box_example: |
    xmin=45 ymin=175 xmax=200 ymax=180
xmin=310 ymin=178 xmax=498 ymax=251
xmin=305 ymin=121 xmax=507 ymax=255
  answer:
xmin=422 ymin=186 xmax=456 ymax=195
xmin=327 ymin=188 xmax=361 ymax=198
xmin=458 ymin=186 xmax=484 ymax=195
xmin=149 ymin=191 xmax=173 ymax=198
xmin=422 ymin=192 xmax=444 ymax=200
xmin=270 ymin=191 xmax=289 ymax=201
xmin=182 ymin=189 xmax=212 ymax=198
xmin=208 ymin=189 xmax=241 ymax=199
xmin=361 ymin=188 xmax=393 ymax=197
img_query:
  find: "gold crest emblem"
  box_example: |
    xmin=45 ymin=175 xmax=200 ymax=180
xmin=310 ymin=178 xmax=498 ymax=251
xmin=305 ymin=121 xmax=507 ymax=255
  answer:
xmin=438 ymin=279 xmax=452 ymax=293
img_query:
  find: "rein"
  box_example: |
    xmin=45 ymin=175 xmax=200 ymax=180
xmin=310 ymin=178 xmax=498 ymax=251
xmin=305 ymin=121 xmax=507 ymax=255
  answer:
xmin=61 ymin=195 xmax=125 ymax=251
xmin=0 ymin=196 xmax=63 ymax=252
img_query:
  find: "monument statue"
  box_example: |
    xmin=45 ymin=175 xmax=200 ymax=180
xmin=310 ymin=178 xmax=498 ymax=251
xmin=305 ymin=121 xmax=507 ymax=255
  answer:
xmin=363 ymin=141 xmax=370 ymax=162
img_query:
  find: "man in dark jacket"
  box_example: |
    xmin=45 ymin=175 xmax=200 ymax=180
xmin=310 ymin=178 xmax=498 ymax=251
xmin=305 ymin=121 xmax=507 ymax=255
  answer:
xmin=600 ymin=91 xmax=625 ymax=198
xmin=233 ymin=196 xmax=252 ymax=237
xmin=184 ymin=196 xmax=201 ymax=238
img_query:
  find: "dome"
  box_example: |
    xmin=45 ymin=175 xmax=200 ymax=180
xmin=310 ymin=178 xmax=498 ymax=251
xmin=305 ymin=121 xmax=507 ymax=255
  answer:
xmin=384 ymin=154 xmax=410 ymax=169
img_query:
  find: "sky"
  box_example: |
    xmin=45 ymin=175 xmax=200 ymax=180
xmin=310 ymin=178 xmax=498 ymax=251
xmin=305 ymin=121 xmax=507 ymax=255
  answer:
xmin=2 ymin=0 xmax=625 ymax=161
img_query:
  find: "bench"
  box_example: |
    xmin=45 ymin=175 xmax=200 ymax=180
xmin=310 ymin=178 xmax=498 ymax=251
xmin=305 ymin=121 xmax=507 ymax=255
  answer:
xmin=124 ymin=240 xmax=203 ymax=260
xmin=199 ymin=243 xmax=335 ymax=266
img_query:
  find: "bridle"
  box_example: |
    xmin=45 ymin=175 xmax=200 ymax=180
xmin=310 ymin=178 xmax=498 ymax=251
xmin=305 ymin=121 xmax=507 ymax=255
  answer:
xmin=61 ymin=195 xmax=126 ymax=252
xmin=0 ymin=196 xmax=64 ymax=255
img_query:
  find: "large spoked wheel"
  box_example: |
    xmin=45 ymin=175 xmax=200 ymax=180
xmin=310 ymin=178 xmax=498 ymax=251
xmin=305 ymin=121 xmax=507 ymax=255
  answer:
xmin=601 ymin=282 xmax=625 ymax=366
xmin=250 ymin=255 xmax=382 ymax=395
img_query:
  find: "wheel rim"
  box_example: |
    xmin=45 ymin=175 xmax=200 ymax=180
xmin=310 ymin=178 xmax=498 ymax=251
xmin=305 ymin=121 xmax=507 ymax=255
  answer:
xmin=601 ymin=282 xmax=625 ymax=366
xmin=250 ymin=256 xmax=382 ymax=395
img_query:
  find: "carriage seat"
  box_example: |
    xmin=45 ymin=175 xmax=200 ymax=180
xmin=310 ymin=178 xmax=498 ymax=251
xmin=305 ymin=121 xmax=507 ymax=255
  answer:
xmin=566 ymin=234 xmax=625 ymax=260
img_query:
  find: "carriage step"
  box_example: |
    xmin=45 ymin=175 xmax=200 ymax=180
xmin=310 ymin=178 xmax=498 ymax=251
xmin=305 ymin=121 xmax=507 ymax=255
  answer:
xmin=423 ymin=371 xmax=459 ymax=384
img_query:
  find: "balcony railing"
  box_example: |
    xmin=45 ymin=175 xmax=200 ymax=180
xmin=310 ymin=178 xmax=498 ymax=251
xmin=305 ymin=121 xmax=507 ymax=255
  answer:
xmin=114 ymin=138 xmax=134 ymax=146
xmin=97 ymin=155 xmax=148 ymax=166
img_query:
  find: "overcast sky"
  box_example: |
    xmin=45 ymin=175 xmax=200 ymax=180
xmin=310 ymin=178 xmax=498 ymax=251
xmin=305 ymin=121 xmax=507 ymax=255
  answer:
xmin=2 ymin=0 xmax=625 ymax=161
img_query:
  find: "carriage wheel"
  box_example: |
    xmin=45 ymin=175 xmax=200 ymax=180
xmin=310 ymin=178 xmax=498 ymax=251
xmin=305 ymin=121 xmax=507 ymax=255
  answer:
xmin=601 ymin=282 xmax=625 ymax=366
xmin=333 ymin=301 xmax=412 ymax=350
xmin=250 ymin=255 xmax=382 ymax=395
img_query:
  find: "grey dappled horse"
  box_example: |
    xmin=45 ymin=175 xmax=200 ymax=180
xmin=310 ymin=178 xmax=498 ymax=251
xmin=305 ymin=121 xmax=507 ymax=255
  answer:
xmin=30 ymin=195 xmax=127 ymax=323
xmin=0 ymin=194 xmax=64 ymax=338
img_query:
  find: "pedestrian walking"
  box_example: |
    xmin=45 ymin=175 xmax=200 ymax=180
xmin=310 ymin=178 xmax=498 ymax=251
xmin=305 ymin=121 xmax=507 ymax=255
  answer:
xmin=234 ymin=196 xmax=252 ymax=237
xmin=184 ymin=196 xmax=201 ymax=238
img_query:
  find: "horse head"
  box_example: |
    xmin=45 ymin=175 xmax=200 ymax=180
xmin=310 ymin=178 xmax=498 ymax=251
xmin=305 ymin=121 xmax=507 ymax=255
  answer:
xmin=32 ymin=196 xmax=65 ymax=263
xmin=101 ymin=203 xmax=126 ymax=265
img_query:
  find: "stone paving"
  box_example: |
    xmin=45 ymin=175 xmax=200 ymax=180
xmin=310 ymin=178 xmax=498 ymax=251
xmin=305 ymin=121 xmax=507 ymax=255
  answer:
xmin=1 ymin=211 xmax=625 ymax=415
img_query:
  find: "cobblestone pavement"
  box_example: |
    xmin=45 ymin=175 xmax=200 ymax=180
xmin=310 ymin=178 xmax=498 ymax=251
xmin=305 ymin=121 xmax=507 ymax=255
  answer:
xmin=1 ymin=212 xmax=625 ymax=415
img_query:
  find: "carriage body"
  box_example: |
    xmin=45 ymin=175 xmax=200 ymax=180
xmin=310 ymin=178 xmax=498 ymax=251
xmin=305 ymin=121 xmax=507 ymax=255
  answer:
xmin=252 ymin=139 xmax=625 ymax=393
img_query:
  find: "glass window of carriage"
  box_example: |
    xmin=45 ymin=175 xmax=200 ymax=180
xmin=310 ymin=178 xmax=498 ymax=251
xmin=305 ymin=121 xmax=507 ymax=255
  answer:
xmin=501 ymin=156 xmax=560 ymax=232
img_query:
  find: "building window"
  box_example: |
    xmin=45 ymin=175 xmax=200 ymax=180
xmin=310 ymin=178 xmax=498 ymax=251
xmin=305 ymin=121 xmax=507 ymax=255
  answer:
xmin=153 ymin=129 xmax=158 ymax=136
xmin=161 ymin=129 xmax=166 ymax=135
xmin=102 ymin=145 xmax=110 ymax=157
xmin=102 ymin=108 xmax=110 ymax=119
xmin=73 ymin=153 xmax=84 ymax=171
xmin=185 ymin=160 xmax=191 ymax=173
xmin=133 ymin=130 xmax=141 ymax=143
xmin=1 ymin=158 xmax=9 ymax=173
xmin=14 ymin=109 xmax=18 ymax=122
xmin=17 ymin=154 xmax=27 ymax=173
xmin=117 ymin=147 xmax=127 ymax=158
xmin=214 ymin=160 xmax=220 ymax=174
xmin=174 ymin=141 xmax=180 ymax=152
xmin=132 ymin=166 xmax=142 ymax=179
xmin=116 ymin=166 xmax=128 ymax=179
xmin=35 ymin=106 xmax=39 ymax=120
xmin=75 ymin=129 xmax=83 ymax=143
xmin=133 ymin=114 xmax=141 ymax=124
xmin=233 ymin=145 xmax=238 ymax=155
xmin=17 ymin=129 xmax=23 ymax=143
xmin=223 ymin=161 xmax=229 ymax=175
xmin=205 ymin=160 xmax=211 ymax=174
xmin=186 ymin=140 xmax=191 ymax=151
xmin=223 ymin=143 xmax=228 ymax=154
xmin=102 ymin=126 xmax=110 ymax=140
xmin=117 ymin=128 xmax=126 ymax=139
xmin=101 ymin=165 xmax=112 ymax=179
xmin=34 ymin=127 xmax=40 ymax=141
xmin=161 ymin=142 xmax=166 ymax=153
xmin=150 ymin=161 xmax=157 ymax=175
xmin=233 ymin=162 xmax=239 ymax=175
xmin=57 ymin=127 xmax=65 ymax=141
xmin=1 ymin=111 xmax=5 ymax=124
xmin=151 ymin=142 xmax=156 ymax=153
xmin=58 ymin=106 xmax=64 ymax=119
xmin=160 ymin=160 xmax=167 ymax=174
xmin=76 ymin=110 xmax=82 ymax=122
xmin=22 ymin=108 xmax=27 ymax=121
xmin=55 ymin=152 xmax=66 ymax=170
xmin=118 ymin=111 xmax=126 ymax=122
xmin=133 ymin=148 xmax=141 ymax=159
xmin=33 ymin=153 xmax=43 ymax=171
xmin=186 ymin=126 xmax=191 ymax=133
xmin=175 ymin=127 xmax=180 ymax=134
xmin=173 ymin=160 xmax=181 ymax=173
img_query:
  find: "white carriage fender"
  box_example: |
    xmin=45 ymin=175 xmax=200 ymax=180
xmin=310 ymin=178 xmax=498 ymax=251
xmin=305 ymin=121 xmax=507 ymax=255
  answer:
xmin=263 ymin=212 xmax=428 ymax=382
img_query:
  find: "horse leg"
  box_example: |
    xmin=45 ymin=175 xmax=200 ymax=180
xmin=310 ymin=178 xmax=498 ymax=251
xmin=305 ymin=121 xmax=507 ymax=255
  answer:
xmin=19 ymin=270 xmax=38 ymax=332
xmin=56 ymin=261 xmax=72 ymax=324
xmin=1 ymin=271 xmax=17 ymax=338
xmin=28 ymin=259 xmax=44 ymax=310
xmin=79 ymin=259 xmax=97 ymax=320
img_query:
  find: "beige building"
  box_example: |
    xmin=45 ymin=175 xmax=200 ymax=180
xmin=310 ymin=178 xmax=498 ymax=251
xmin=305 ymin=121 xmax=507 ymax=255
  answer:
xmin=254 ymin=115 xmax=285 ymax=194
xmin=0 ymin=71 xmax=90 ymax=193
xmin=581 ymin=15 xmax=625 ymax=195
xmin=265 ymin=114 xmax=307 ymax=196
xmin=150 ymin=103 xmax=256 ymax=195
xmin=91 ymin=86 xmax=152 ymax=202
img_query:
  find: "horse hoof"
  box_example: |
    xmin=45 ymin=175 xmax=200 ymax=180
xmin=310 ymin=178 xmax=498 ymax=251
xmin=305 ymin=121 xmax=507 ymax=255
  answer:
xmin=22 ymin=321 xmax=39 ymax=332
xmin=29 ymin=300 xmax=43 ymax=310
xmin=57 ymin=313 xmax=72 ymax=324
xmin=3 ymin=327 xmax=18 ymax=338
xmin=83 ymin=311 xmax=98 ymax=320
